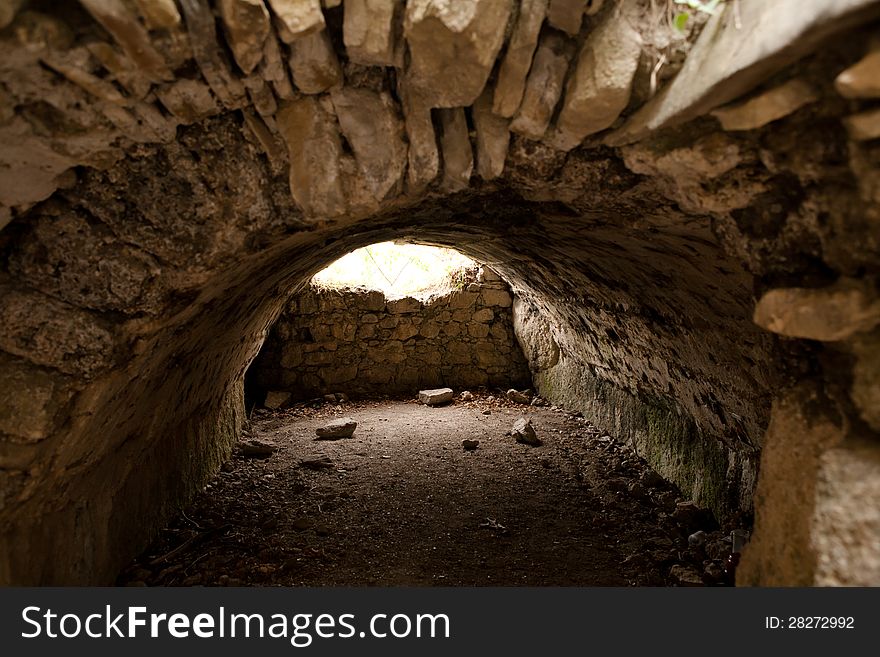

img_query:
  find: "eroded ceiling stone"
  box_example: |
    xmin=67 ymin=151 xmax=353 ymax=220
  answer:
xmin=711 ymin=79 xmax=818 ymax=131
xmin=343 ymin=0 xmax=402 ymax=67
xmin=404 ymin=0 xmax=512 ymax=108
xmin=331 ymin=87 xmax=407 ymax=201
xmin=276 ymin=97 xmax=347 ymax=217
xmin=753 ymin=280 xmax=880 ymax=341
xmin=554 ymin=0 xmax=642 ymax=150
xmin=267 ymin=0 xmax=326 ymax=42
xmin=492 ymin=0 xmax=548 ymax=118
xmin=218 ymin=0 xmax=272 ymax=75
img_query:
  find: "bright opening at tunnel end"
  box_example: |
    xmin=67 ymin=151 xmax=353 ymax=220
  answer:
xmin=312 ymin=242 xmax=476 ymax=300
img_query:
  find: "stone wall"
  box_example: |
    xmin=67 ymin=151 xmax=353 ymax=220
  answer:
xmin=250 ymin=268 xmax=531 ymax=399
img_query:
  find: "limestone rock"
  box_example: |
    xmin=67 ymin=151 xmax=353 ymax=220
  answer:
xmin=753 ymin=280 xmax=880 ymax=341
xmin=835 ymin=47 xmax=880 ymax=98
xmin=482 ymin=288 xmax=512 ymax=307
xmin=387 ymin=297 xmax=421 ymax=314
xmin=315 ymin=417 xmax=358 ymax=439
xmin=507 ymin=389 xmax=531 ymax=404
xmin=397 ymin=78 xmax=439 ymax=189
xmin=852 ymin=334 xmax=880 ymax=431
xmin=472 ymin=87 xmax=510 ymax=180
xmin=439 ymin=107 xmax=474 ymax=192
xmin=404 ymin=0 xmax=513 ymax=108
xmin=512 ymin=416 xmax=541 ymax=445
xmin=288 ymin=29 xmax=343 ymax=94
xmin=260 ymin=26 xmax=296 ymax=98
xmin=711 ymin=79 xmax=818 ymax=131
xmin=180 ymin=0 xmax=247 ymax=108
xmin=0 ymin=356 xmax=64 ymax=442
xmin=0 ymin=0 xmax=25 ymax=30
xmin=843 ymin=107 xmax=880 ymax=142
xmin=133 ymin=0 xmax=181 ymax=29
xmin=492 ymin=0 xmax=548 ymax=117
xmin=264 ymin=390 xmax=291 ymax=409
xmin=300 ymin=455 xmax=335 ymax=469
xmin=547 ymin=0 xmax=584 ymax=35
xmin=242 ymin=109 xmax=286 ymax=166
xmin=510 ymin=33 xmax=572 ymax=141
xmin=219 ymin=0 xmax=271 ymax=75
xmin=473 ymin=307 xmax=494 ymax=323
xmin=331 ymin=87 xmax=407 ymax=201
xmin=0 ymin=287 xmax=115 ymax=378
xmin=155 ymin=78 xmax=219 ymax=123
xmin=608 ymin=0 xmax=880 ymax=145
xmin=244 ymin=75 xmax=278 ymax=116
xmin=80 ymin=0 xmax=173 ymax=83
xmin=239 ymin=440 xmax=276 ymax=458
xmin=554 ymin=2 xmax=642 ymax=149
xmin=276 ymin=97 xmax=347 ymax=217
xmin=812 ymin=441 xmax=880 ymax=585
xmin=268 ymin=0 xmax=325 ymax=42
xmin=419 ymin=388 xmax=454 ymax=405
xmin=343 ymin=0 xmax=402 ymax=66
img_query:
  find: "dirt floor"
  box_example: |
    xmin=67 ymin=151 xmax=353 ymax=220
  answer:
xmin=118 ymin=391 xmax=749 ymax=587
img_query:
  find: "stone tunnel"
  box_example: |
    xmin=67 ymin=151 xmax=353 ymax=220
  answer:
xmin=1 ymin=0 xmax=879 ymax=586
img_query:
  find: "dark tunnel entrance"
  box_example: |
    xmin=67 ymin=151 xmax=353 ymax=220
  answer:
xmin=108 ymin=212 xmax=772 ymax=587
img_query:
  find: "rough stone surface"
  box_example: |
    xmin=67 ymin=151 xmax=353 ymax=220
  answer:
xmin=711 ymin=79 xmax=818 ymax=131
xmin=753 ymin=280 xmax=880 ymax=341
xmin=812 ymin=441 xmax=880 ymax=585
xmin=315 ymin=417 xmax=358 ymax=439
xmin=492 ymin=0 xmax=548 ymax=118
xmin=507 ymin=389 xmax=531 ymax=404
xmin=609 ymin=0 xmax=880 ymax=145
xmin=546 ymin=0 xmax=584 ymax=35
xmin=268 ymin=0 xmax=325 ymax=42
xmin=343 ymin=0 xmax=402 ymax=66
xmin=510 ymin=33 xmax=572 ymax=141
xmin=276 ymin=97 xmax=347 ymax=216
xmin=419 ymin=388 xmax=455 ymax=406
xmin=397 ymin=78 xmax=439 ymax=189
xmin=439 ymin=108 xmax=474 ymax=192
xmin=852 ymin=334 xmax=880 ymax=431
xmin=554 ymin=1 xmax=642 ymax=149
xmin=738 ymin=385 xmax=843 ymax=586
xmin=288 ymin=29 xmax=342 ymax=94
xmin=512 ymin=416 xmax=541 ymax=445
xmin=219 ymin=0 xmax=271 ymax=75
xmin=473 ymin=87 xmax=510 ymax=180
xmin=264 ymin=390 xmax=291 ymax=409
xmin=404 ymin=0 xmax=513 ymax=108
xmin=835 ymin=44 xmax=880 ymax=98
xmin=331 ymin=87 xmax=407 ymax=201
xmin=843 ymin=107 xmax=880 ymax=142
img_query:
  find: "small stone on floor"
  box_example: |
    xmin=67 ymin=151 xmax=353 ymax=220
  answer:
xmin=418 ymin=388 xmax=454 ymax=405
xmin=512 ymin=417 xmax=541 ymax=446
xmin=315 ymin=417 xmax=357 ymax=440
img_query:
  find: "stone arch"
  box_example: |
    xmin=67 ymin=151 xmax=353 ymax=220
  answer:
xmin=1 ymin=0 xmax=879 ymax=585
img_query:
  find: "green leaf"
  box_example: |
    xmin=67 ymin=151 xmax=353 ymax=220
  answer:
xmin=673 ymin=12 xmax=689 ymax=31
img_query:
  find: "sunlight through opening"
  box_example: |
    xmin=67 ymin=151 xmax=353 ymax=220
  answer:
xmin=312 ymin=242 xmax=476 ymax=299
